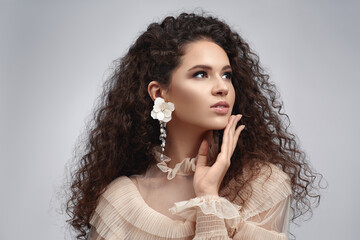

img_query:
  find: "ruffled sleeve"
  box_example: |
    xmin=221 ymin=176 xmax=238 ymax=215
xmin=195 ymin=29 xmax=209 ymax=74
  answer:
xmin=169 ymin=163 xmax=292 ymax=240
xmin=232 ymin=195 xmax=291 ymax=240
xmin=170 ymin=195 xmax=241 ymax=239
xmin=232 ymin=163 xmax=292 ymax=239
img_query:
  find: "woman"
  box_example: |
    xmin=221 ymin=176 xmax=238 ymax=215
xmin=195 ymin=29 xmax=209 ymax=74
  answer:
xmin=66 ymin=12 xmax=322 ymax=239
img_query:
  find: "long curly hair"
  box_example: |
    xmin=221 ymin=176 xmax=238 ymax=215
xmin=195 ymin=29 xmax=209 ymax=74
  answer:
xmin=66 ymin=12 xmax=324 ymax=239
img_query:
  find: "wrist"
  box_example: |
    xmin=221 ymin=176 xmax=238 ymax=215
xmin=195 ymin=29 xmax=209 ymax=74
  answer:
xmin=195 ymin=192 xmax=219 ymax=197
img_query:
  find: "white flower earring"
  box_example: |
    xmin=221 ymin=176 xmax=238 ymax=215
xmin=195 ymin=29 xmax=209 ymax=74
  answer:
xmin=151 ymin=97 xmax=175 ymax=161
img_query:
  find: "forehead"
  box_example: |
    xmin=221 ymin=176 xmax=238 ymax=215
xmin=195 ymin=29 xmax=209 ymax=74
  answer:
xmin=179 ymin=40 xmax=230 ymax=68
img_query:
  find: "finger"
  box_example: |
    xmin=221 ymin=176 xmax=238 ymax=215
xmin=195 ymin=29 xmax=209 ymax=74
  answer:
xmin=229 ymin=114 xmax=241 ymax=136
xmin=233 ymin=124 xmax=245 ymax=150
xmin=231 ymin=115 xmax=242 ymax=133
xmin=234 ymin=122 xmax=245 ymax=141
xmin=196 ymin=138 xmax=209 ymax=168
xmin=220 ymin=115 xmax=232 ymax=153
xmin=224 ymin=114 xmax=240 ymax=160
xmin=220 ymin=115 xmax=233 ymax=155
xmin=234 ymin=115 xmax=242 ymax=135
xmin=227 ymin=115 xmax=239 ymax=156
xmin=208 ymin=152 xmax=226 ymax=180
xmin=219 ymin=115 xmax=235 ymax=165
xmin=230 ymin=115 xmax=243 ymax=150
xmin=228 ymin=127 xmax=234 ymax=157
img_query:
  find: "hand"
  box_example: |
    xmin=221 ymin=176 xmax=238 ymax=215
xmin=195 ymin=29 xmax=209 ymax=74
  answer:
xmin=193 ymin=114 xmax=245 ymax=197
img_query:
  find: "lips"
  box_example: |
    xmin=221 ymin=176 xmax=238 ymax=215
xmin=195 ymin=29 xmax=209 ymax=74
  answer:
xmin=210 ymin=101 xmax=230 ymax=108
xmin=210 ymin=101 xmax=230 ymax=114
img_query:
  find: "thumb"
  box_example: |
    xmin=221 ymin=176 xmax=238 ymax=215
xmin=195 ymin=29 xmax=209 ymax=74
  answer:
xmin=196 ymin=138 xmax=209 ymax=168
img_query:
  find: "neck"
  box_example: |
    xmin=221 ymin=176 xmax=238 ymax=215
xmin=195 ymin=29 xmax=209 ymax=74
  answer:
xmin=164 ymin=118 xmax=213 ymax=169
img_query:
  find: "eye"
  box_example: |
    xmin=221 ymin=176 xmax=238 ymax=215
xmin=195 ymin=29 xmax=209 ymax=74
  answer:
xmin=193 ymin=71 xmax=208 ymax=79
xmin=222 ymin=71 xmax=233 ymax=80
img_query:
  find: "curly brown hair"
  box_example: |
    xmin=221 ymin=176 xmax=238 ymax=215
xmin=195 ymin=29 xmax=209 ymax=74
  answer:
xmin=66 ymin=12 xmax=324 ymax=239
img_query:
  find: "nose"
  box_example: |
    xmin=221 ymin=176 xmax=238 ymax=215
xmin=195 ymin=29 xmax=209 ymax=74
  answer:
xmin=211 ymin=75 xmax=229 ymax=96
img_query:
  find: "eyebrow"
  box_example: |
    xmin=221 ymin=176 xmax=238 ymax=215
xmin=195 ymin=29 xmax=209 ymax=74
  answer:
xmin=187 ymin=64 xmax=232 ymax=72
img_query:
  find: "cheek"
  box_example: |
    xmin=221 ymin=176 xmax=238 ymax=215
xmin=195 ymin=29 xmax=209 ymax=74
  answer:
xmin=170 ymin=84 xmax=207 ymax=118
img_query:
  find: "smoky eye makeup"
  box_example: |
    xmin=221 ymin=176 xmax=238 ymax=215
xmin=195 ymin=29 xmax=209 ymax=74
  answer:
xmin=192 ymin=71 xmax=208 ymax=78
xmin=222 ymin=71 xmax=233 ymax=79
xmin=188 ymin=65 xmax=232 ymax=80
xmin=191 ymin=70 xmax=233 ymax=80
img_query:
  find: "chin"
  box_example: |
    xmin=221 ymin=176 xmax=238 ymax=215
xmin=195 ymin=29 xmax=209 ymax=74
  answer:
xmin=207 ymin=121 xmax=228 ymax=130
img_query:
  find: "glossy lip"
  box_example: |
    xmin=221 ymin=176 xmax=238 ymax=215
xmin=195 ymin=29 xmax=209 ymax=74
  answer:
xmin=210 ymin=101 xmax=230 ymax=114
xmin=210 ymin=101 xmax=230 ymax=108
xmin=211 ymin=107 xmax=229 ymax=114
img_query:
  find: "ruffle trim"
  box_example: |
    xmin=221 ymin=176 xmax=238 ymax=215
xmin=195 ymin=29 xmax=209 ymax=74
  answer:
xmin=153 ymin=147 xmax=197 ymax=180
xmin=89 ymin=176 xmax=195 ymax=239
xmin=89 ymin=163 xmax=293 ymax=239
xmin=169 ymin=195 xmax=241 ymax=221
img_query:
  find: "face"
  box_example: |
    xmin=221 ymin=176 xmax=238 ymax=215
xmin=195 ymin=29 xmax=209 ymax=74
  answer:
xmin=164 ymin=40 xmax=236 ymax=131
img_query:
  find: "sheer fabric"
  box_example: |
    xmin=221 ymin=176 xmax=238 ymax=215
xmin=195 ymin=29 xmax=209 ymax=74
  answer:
xmin=89 ymin=148 xmax=292 ymax=240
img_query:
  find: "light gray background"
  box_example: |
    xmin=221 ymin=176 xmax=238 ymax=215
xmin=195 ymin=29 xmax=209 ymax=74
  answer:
xmin=1 ymin=0 xmax=359 ymax=239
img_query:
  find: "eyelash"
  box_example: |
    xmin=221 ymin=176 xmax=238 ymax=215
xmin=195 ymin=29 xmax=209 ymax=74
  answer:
xmin=193 ymin=71 xmax=233 ymax=80
xmin=223 ymin=72 xmax=233 ymax=80
xmin=193 ymin=71 xmax=208 ymax=78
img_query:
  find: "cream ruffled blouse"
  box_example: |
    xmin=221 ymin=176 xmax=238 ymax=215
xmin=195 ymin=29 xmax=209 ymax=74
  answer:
xmin=89 ymin=148 xmax=292 ymax=240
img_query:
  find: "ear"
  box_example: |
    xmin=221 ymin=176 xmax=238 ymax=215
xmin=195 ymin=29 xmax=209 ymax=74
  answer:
xmin=148 ymin=81 xmax=167 ymax=101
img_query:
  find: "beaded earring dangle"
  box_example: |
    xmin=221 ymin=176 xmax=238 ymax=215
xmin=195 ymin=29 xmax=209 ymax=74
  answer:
xmin=150 ymin=97 xmax=175 ymax=161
